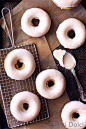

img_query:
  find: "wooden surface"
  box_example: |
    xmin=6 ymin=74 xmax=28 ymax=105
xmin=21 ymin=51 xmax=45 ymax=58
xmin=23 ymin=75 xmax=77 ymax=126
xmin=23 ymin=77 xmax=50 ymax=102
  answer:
xmin=0 ymin=0 xmax=86 ymax=128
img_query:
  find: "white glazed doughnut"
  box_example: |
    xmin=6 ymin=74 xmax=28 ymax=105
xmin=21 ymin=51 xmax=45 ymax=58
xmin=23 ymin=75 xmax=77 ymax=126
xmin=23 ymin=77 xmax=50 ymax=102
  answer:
xmin=36 ymin=69 xmax=66 ymax=99
xmin=56 ymin=18 xmax=86 ymax=49
xmin=4 ymin=49 xmax=36 ymax=80
xmin=21 ymin=8 xmax=51 ymax=37
xmin=52 ymin=0 xmax=82 ymax=9
xmin=61 ymin=101 xmax=86 ymax=129
xmin=10 ymin=91 xmax=41 ymax=122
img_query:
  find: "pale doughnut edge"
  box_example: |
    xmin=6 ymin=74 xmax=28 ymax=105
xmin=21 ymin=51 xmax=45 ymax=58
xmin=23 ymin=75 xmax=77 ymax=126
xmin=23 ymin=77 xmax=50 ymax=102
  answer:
xmin=52 ymin=0 xmax=74 ymax=9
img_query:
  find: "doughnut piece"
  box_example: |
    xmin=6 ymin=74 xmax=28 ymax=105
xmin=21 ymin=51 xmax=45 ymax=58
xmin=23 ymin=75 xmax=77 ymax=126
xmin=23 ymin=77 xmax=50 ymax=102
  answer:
xmin=10 ymin=91 xmax=41 ymax=122
xmin=21 ymin=8 xmax=51 ymax=37
xmin=52 ymin=0 xmax=82 ymax=9
xmin=36 ymin=69 xmax=66 ymax=99
xmin=61 ymin=101 xmax=86 ymax=129
xmin=4 ymin=49 xmax=36 ymax=80
xmin=56 ymin=18 xmax=85 ymax=49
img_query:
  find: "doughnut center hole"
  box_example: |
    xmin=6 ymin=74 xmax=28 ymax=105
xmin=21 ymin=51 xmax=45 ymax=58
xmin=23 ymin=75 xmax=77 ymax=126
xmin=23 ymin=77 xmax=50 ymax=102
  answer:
xmin=68 ymin=30 xmax=75 ymax=39
xmin=17 ymin=61 xmax=23 ymax=68
xmin=32 ymin=18 xmax=40 ymax=27
xmin=23 ymin=103 xmax=29 ymax=110
xmin=15 ymin=60 xmax=25 ymax=70
xmin=72 ymin=112 xmax=80 ymax=119
xmin=46 ymin=80 xmax=55 ymax=87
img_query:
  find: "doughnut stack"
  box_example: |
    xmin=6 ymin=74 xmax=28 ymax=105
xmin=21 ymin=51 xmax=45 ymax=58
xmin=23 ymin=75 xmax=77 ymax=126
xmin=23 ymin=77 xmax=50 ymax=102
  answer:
xmin=2 ymin=0 xmax=86 ymax=128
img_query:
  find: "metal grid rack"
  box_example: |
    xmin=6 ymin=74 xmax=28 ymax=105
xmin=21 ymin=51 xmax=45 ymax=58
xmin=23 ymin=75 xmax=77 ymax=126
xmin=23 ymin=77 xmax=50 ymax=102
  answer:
xmin=0 ymin=43 xmax=49 ymax=128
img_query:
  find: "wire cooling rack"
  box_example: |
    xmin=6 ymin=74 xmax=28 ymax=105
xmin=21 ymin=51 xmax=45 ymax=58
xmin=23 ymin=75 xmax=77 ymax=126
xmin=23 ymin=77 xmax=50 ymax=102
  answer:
xmin=0 ymin=43 xmax=49 ymax=128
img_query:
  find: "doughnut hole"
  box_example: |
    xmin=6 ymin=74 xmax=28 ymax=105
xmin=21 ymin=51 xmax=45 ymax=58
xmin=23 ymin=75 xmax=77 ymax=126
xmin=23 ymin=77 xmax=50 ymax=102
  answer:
xmin=15 ymin=60 xmax=25 ymax=70
xmin=46 ymin=79 xmax=55 ymax=87
xmin=20 ymin=102 xmax=29 ymax=111
xmin=72 ymin=112 xmax=80 ymax=119
xmin=31 ymin=18 xmax=40 ymax=27
xmin=23 ymin=103 xmax=29 ymax=110
xmin=68 ymin=29 xmax=75 ymax=39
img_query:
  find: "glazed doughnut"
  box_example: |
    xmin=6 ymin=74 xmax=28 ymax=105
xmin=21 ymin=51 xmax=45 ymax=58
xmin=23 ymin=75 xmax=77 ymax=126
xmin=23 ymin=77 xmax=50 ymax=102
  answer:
xmin=4 ymin=49 xmax=36 ymax=80
xmin=36 ymin=69 xmax=66 ymax=99
xmin=61 ymin=101 xmax=86 ymax=129
xmin=21 ymin=8 xmax=51 ymax=37
xmin=56 ymin=18 xmax=85 ymax=49
xmin=10 ymin=91 xmax=41 ymax=122
xmin=52 ymin=0 xmax=82 ymax=9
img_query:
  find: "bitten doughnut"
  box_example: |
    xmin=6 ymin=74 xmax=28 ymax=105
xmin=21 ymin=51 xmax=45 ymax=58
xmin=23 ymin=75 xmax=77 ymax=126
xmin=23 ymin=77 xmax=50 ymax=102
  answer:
xmin=21 ymin=8 xmax=51 ymax=37
xmin=4 ymin=49 xmax=36 ymax=80
xmin=52 ymin=0 xmax=82 ymax=9
xmin=61 ymin=101 xmax=86 ymax=129
xmin=36 ymin=69 xmax=66 ymax=99
xmin=56 ymin=18 xmax=85 ymax=49
xmin=10 ymin=91 xmax=41 ymax=122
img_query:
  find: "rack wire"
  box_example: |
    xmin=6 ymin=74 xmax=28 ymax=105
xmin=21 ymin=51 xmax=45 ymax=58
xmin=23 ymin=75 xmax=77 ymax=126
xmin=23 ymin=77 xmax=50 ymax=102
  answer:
xmin=0 ymin=43 xmax=49 ymax=128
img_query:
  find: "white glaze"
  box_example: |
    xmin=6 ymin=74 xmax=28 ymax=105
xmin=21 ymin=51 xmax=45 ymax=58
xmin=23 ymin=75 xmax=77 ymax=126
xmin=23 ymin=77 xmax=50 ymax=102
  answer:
xmin=36 ymin=69 xmax=66 ymax=99
xmin=21 ymin=8 xmax=51 ymax=37
xmin=53 ymin=0 xmax=82 ymax=9
xmin=10 ymin=91 xmax=41 ymax=122
xmin=53 ymin=49 xmax=66 ymax=67
xmin=56 ymin=18 xmax=86 ymax=49
xmin=61 ymin=101 xmax=86 ymax=129
xmin=4 ymin=49 xmax=36 ymax=80
xmin=53 ymin=49 xmax=76 ymax=70
xmin=63 ymin=52 xmax=76 ymax=69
